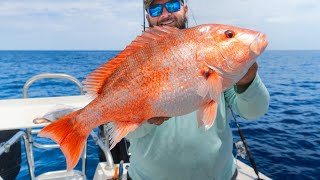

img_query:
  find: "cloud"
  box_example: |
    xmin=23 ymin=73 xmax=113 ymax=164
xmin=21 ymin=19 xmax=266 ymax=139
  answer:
xmin=187 ymin=0 xmax=320 ymax=49
xmin=266 ymin=16 xmax=295 ymax=24
xmin=188 ymin=0 xmax=320 ymax=24
xmin=0 ymin=0 xmax=144 ymax=50
xmin=0 ymin=0 xmax=319 ymax=50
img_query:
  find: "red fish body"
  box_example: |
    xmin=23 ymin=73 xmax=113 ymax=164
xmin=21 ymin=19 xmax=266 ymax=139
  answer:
xmin=39 ymin=24 xmax=268 ymax=170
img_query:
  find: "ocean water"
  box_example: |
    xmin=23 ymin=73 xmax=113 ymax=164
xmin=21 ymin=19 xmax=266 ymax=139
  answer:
xmin=0 ymin=50 xmax=319 ymax=179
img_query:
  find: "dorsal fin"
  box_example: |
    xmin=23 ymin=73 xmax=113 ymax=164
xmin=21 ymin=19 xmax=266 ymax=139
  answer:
xmin=83 ymin=26 xmax=180 ymax=96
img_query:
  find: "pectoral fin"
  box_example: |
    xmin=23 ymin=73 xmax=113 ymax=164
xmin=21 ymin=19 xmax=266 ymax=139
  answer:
xmin=197 ymin=100 xmax=218 ymax=130
xmin=207 ymin=71 xmax=222 ymax=102
xmin=197 ymin=67 xmax=223 ymax=100
xmin=196 ymin=78 xmax=209 ymax=98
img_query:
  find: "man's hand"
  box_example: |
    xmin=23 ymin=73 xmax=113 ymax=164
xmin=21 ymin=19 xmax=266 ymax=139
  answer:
xmin=148 ymin=117 xmax=171 ymax=125
xmin=235 ymin=62 xmax=258 ymax=93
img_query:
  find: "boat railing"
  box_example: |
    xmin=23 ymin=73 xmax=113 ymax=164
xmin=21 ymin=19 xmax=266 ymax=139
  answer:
xmin=24 ymin=73 xmax=86 ymax=180
xmin=0 ymin=73 xmax=116 ymax=180
xmin=29 ymin=129 xmax=60 ymax=149
xmin=90 ymin=129 xmax=115 ymax=168
xmin=0 ymin=131 xmax=35 ymax=179
xmin=23 ymin=73 xmax=84 ymax=98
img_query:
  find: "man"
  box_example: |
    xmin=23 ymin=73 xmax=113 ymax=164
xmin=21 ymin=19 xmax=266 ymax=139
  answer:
xmin=126 ymin=0 xmax=270 ymax=179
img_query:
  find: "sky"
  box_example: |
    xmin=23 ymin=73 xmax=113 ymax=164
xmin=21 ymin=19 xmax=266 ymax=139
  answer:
xmin=0 ymin=0 xmax=319 ymax=50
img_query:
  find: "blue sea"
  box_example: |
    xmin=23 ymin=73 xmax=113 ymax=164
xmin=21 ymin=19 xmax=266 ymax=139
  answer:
xmin=0 ymin=50 xmax=319 ymax=180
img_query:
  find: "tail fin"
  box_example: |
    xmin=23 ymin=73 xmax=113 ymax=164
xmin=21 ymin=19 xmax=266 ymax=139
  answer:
xmin=38 ymin=110 xmax=88 ymax=170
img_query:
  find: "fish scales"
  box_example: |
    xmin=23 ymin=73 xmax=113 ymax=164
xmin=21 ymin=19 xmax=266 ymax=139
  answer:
xmin=38 ymin=24 xmax=268 ymax=170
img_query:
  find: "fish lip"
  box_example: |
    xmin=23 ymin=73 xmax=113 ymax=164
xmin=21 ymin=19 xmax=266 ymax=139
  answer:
xmin=249 ymin=33 xmax=268 ymax=56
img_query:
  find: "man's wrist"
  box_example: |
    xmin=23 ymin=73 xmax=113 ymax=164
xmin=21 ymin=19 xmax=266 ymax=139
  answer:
xmin=235 ymin=78 xmax=255 ymax=93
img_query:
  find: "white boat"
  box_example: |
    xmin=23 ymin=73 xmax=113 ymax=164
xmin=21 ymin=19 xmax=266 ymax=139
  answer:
xmin=0 ymin=73 xmax=271 ymax=180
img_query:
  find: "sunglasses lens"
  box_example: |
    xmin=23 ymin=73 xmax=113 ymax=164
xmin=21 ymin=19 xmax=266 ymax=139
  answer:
xmin=149 ymin=5 xmax=162 ymax=17
xmin=148 ymin=1 xmax=181 ymax=17
xmin=165 ymin=1 xmax=181 ymax=13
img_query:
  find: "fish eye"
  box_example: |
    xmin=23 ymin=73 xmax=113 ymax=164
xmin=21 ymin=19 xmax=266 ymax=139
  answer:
xmin=225 ymin=30 xmax=235 ymax=38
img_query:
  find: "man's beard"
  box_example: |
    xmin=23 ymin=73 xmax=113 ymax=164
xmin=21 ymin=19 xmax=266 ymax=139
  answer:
xmin=148 ymin=16 xmax=188 ymax=29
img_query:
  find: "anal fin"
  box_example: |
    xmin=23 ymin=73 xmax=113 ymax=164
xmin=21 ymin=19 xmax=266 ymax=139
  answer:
xmin=106 ymin=121 xmax=141 ymax=149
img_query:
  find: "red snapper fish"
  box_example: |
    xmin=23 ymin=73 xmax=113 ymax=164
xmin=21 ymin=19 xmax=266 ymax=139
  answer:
xmin=39 ymin=24 xmax=268 ymax=170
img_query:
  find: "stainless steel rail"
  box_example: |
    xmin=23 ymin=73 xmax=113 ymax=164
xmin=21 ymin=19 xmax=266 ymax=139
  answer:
xmin=31 ymin=129 xmax=60 ymax=149
xmin=0 ymin=131 xmax=35 ymax=179
xmin=1 ymin=73 xmax=116 ymax=180
xmin=90 ymin=131 xmax=115 ymax=168
xmin=23 ymin=73 xmax=84 ymax=98
xmin=23 ymin=73 xmax=86 ymax=180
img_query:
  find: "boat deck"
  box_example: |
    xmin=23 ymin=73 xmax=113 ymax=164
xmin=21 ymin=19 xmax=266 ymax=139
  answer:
xmin=0 ymin=95 xmax=91 ymax=130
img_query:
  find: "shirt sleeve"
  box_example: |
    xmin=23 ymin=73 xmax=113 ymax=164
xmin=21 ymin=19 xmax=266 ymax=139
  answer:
xmin=126 ymin=122 xmax=157 ymax=140
xmin=224 ymin=73 xmax=270 ymax=120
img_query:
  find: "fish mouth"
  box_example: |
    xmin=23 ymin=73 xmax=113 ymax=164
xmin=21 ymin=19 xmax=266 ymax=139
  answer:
xmin=249 ymin=33 xmax=268 ymax=56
